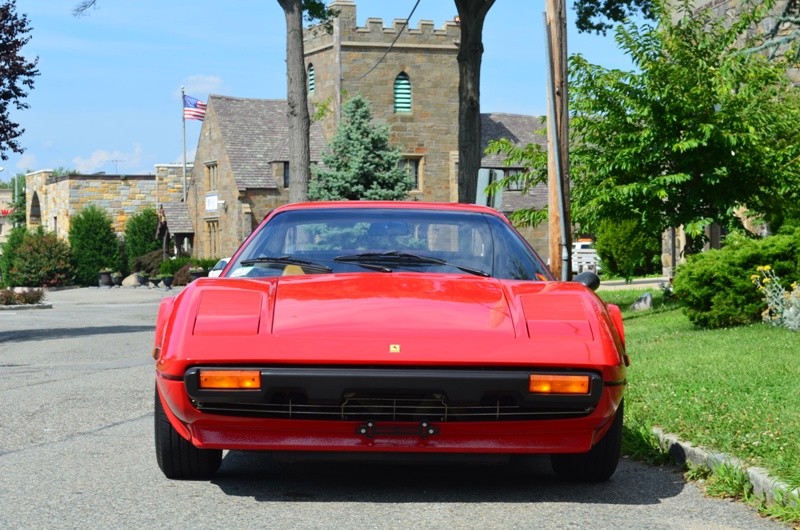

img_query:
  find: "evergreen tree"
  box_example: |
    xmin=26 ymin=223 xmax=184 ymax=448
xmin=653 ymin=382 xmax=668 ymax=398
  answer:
xmin=124 ymin=207 xmax=160 ymax=273
xmin=68 ymin=204 xmax=120 ymax=286
xmin=309 ymin=95 xmax=413 ymax=201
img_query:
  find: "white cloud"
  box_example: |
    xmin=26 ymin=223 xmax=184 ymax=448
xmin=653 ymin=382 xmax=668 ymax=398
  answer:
xmin=73 ymin=144 xmax=143 ymax=174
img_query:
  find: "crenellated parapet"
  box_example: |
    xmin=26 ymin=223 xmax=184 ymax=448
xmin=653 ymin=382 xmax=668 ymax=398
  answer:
xmin=304 ymin=1 xmax=460 ymax=53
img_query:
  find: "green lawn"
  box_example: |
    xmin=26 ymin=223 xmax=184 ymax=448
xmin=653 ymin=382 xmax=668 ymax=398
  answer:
xmin=599 ymin=289 xmax=800 ymax=490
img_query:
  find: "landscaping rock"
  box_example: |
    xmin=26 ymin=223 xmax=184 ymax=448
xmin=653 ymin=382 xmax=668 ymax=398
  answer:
xmin=630 ymin=292 xmax=653 ymax=311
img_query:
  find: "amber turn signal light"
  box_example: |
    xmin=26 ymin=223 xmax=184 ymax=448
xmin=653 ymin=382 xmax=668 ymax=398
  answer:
xmin=529 ymin=374 xmax=590 ymax=394
xmin=199 ymin=370 xmax=261 ymax=389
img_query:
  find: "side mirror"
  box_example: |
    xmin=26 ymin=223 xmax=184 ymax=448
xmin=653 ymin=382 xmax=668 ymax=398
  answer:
xmin=573 ymin=271 xmax=600 ymax=291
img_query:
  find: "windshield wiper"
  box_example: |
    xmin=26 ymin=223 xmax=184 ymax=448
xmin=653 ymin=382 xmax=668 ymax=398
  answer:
xmin=334 ymin=251 xmax=490 ymax=277
xmin=239 ymin=256 xmax=332 ymax=273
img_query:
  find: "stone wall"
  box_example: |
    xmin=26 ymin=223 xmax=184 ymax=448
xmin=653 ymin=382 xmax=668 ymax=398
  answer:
xmin=25 ymin=165 xmax=188 ymax=241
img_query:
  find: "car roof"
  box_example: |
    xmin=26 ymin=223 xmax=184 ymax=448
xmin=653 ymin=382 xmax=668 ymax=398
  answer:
xmin=269 ymin=201 xmax=505 ymax=217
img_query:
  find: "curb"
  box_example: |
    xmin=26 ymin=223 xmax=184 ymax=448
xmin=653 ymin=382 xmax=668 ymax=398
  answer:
xmin=0 ymin=303 xmax=52 ymax=311
xmin=652 ymin=427 xmax=800 ymax=508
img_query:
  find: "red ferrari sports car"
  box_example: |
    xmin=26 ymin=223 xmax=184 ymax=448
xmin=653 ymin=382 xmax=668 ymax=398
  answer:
xmin=153 ymin=202 xmax=628 ymax=480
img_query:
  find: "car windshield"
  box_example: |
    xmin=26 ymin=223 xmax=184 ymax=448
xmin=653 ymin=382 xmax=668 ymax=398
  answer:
xmin=227 ymin=207 xmax=550 ymax=281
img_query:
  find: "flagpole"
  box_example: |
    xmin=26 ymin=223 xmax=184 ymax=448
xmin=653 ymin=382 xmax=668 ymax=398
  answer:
xmin=181 ymin=85 xmax=187 ymax=202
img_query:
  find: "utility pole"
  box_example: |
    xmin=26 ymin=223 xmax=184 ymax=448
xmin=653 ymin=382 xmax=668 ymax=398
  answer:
xmin=545 ymin=0 xmax=572 ymax=280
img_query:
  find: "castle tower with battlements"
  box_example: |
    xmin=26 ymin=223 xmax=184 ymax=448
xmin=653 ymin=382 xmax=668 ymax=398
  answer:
xmin=304 ymin=0 xmax=462 ymax=202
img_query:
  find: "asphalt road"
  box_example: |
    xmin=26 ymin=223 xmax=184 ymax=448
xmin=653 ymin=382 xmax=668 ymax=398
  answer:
xmin=0 ymin=287 xmax=788 ymax=529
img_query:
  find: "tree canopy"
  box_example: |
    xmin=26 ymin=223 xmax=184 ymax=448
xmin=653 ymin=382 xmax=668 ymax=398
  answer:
xmin=490 ymin=0 xmax=800 ymax=245
xmin=309 ymin=94 xmax=413 ymax=201
xmin=569 ymin=0 xmax=800 ymax=241
xmin=0 ymin=0 xmax=39 ymax=160
xmin=573 ymin=0 xmax=653 ymax=34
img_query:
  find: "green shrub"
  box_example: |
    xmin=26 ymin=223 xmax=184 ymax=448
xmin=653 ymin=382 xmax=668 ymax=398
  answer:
xmin=159 ymin=257 xmax=192 ymax=276
xmin=68 ymin=205 xmax=121 ymax=286
xmin=131 ymin=249 xmax=164 ymax=277
xmin=171 ymin=259 xmax=218 ymax=286
xmin=124 ymin=208 xmax=161 ymax=272
xmin=673 ymin=228 xmax=800 ymax=328
xmin=0 ymin=225 xmax=28 ymax=287
xmin=595 ymin=218 xmax=661 ymax=281
xmin=8 ymin=228 xmax=73 ymax=287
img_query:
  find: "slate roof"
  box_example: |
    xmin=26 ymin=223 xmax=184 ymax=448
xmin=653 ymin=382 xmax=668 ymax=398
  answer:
xmin=208 ymin=95 xmax=326 ymax=190
xmin=160 ymin=201 xmax=193 ymax=235
xmin=480 ymin=113 xmax=549 ymax=212
xmin=480 ymin=113 xmax=546 ymax=168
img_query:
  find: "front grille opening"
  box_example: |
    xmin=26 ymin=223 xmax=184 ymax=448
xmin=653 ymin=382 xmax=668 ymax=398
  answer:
xmin=193 ymin=389 xmax=593 ymax=422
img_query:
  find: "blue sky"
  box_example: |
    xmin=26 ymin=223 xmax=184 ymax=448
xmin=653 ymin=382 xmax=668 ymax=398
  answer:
xmin=1 ymin=0 xmax=634 ymax=182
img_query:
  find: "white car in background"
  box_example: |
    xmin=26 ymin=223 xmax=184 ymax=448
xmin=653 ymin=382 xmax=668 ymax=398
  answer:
xmin=572 ymin=241 xmax=601 ymax=274
xmin=208 ymin=257 xmax=231 ymax=278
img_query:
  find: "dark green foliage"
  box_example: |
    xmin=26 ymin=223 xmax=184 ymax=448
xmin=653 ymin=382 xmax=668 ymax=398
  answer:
xmin=172 ymin=264 xmax=192 ymax=287
xmin=131 ymin=249 xmax=164 ymax=277
xmin=8 ymin=228 xmax=72 ymax=287
xmin=569 ymin=0 xmax=800 ymax=241
xmin=309 ymin=94 xmax=413 ymax=201
xmin=124 ymin=207 xmax=161 ymax=272
xmin=574 ymin=0 xmax=653 ymax=35
xmin=595 ymin=218 xmax=661 ymax=282
xmin=68 ymin=204 xmax=121 ymax=286
xmin=170 ymin=259 xmax=217 ymax=286
xmin=159 ymin=257 xmax=192 ymax=276
xmin=0 ymin=0 xmax=40 ymax=159
xmin=0 ymin=224 xmax=26 ymax=286
xmin=673 ymin=229 xmax=800 ymax=329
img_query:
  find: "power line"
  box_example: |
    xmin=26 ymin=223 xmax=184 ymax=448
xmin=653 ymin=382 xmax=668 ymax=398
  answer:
xmin=353 ymin=0 xmax=423 ymax=81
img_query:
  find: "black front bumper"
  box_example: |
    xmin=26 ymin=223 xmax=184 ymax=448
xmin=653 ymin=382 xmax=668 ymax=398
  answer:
xmin=184 ymin=366 xmax=603 ymax=422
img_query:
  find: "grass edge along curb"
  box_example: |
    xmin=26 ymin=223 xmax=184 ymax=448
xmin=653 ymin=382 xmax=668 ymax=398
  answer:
xmin=652 ymin=427 xmax=800 ymax=510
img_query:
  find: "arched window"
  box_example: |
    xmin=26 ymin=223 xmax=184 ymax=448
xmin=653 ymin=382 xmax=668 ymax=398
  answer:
xmin=393 ymin=72 xmax=411 ymax=113
xmin=307 ymin=63 xmax=315 ymax=94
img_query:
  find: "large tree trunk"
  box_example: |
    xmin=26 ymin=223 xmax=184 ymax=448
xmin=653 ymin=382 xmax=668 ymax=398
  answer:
xmin=278 ymin=0 xmax=311 ymax=203
xmin=454 ymin=0 xmax=495 ymax=204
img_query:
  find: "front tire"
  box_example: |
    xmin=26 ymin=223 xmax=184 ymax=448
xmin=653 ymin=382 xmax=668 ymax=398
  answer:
xmin=154 ymin=385 xmax=222 ymax=480
xmin=551 ymin=399 xmax=623 ymax=482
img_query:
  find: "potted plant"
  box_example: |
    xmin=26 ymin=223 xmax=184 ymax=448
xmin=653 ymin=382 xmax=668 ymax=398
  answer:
xmin=135 ymin=271 xmax=149 ymax=287
xmin=188 ymin=266 xmax=206 ymax=282
xmin=111 ymin=271 xmax=123 ymax=287
xmin=98 ymin=268 xmax=113 ymax=288
xmin=160 ymin=274 xmax=174 ymax=290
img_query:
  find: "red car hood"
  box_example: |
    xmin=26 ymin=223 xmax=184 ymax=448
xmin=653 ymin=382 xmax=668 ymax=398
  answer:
xmin=157 ymin=275 xmax=613 ymax=371
xmin=271 ymin=274 xmax=516 ymax=338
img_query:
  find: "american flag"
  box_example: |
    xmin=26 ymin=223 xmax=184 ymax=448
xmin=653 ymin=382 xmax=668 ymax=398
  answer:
xmin=183 ymin=95 xmax=207 ymax=121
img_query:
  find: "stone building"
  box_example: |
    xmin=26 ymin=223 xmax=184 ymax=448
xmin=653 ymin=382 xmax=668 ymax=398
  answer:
xmin=185 ymin=96 xmax=326 ymax=259
xmin=184 ymin=0 xmax=549 ymax=259
xmin=24 ymin=164 xmax=189 ymax=244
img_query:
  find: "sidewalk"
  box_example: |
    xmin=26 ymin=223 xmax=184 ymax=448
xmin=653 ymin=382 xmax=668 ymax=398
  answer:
xmin=597 ymin=277 xmax=669 ymax=291
xmin=42 ymin=285 xmax=183 ymax=305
